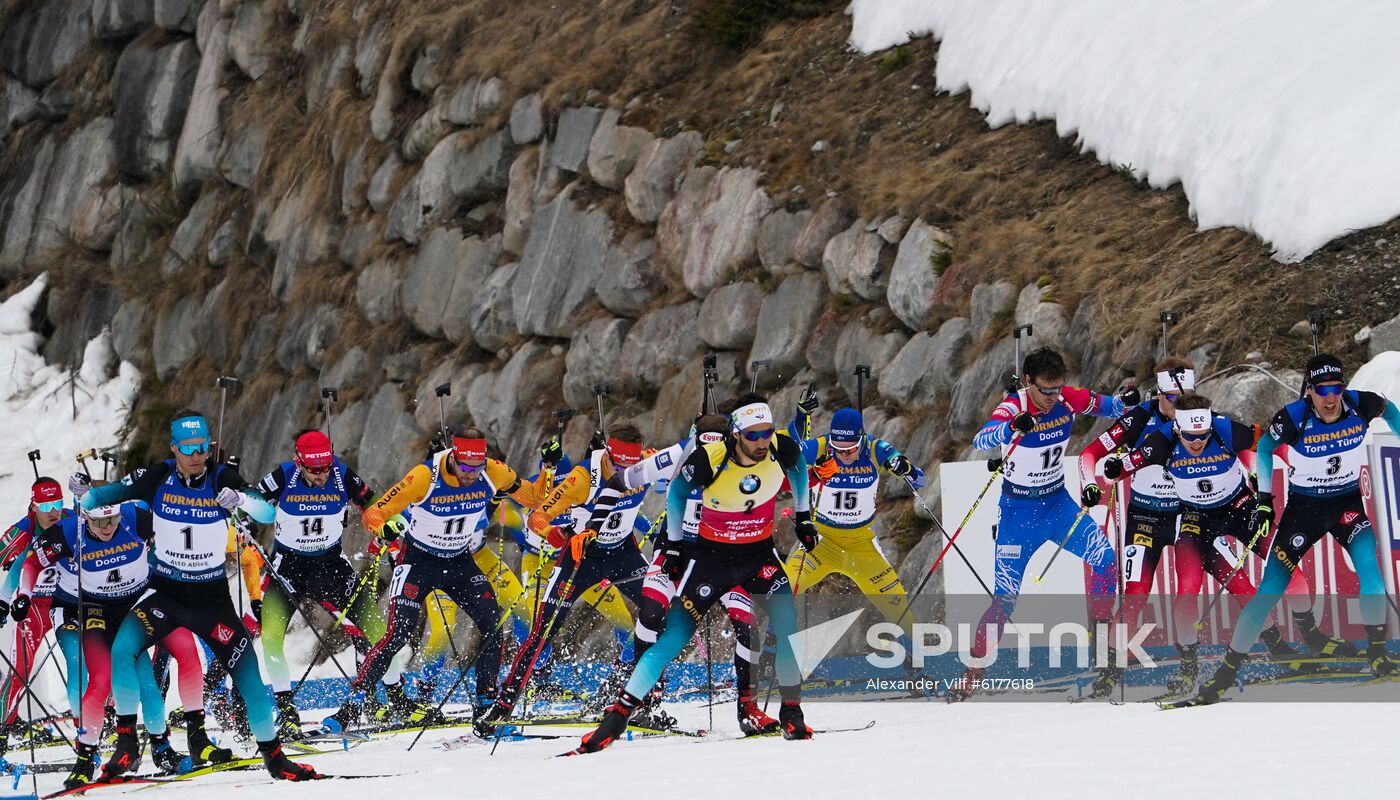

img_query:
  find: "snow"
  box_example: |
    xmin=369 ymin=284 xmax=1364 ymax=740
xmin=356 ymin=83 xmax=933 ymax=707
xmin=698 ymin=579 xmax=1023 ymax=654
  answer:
xmin=2 ymin=698 xmax=1393 ymax=799
xmin=1352 ymin=351 xmax=1400 ymax=420
xmin=846 ymin=1 xmax=1400 ymax=261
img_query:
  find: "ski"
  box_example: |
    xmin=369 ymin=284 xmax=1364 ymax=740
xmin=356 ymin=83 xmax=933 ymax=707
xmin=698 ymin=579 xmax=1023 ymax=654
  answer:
xmin=1157 ymin=696 xmax=1233 ymax=710
xmin=41 ymin=776 xmax=166 ymax=798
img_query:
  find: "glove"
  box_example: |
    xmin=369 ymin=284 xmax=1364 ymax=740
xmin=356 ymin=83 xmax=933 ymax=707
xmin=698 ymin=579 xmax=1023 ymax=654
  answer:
xmin=1119 ymin=385 xmax=1142 ymax=407
xmin=1249 ymin=492 xmax=1274 ymax=542
xmin=569 ymin=530 xmax=596 ymax=562
xmin=1081 ymin=484 xmax=1102 ymax=508
xmin=367 ymin=537 xmax=388 ymax=557
xmin=250 ymin=599 xmax=263 ymax=625
xmin=797 ymin=383 xmax=819 ymax=416
xmin=1010 ymin=411 xmax=1035 ymax=435
xmin=381 ymin=514 xmax=408 ymax=541
xmin=1102 ymin=457 xmax=1124 ymax=481
xmin=539 ymin=438 xmax=563 ymax=468
xmin=544 ymin=526 xmax=569 ymax=551
xmin=0 ymin=598 xmax=9 ymax=626
xmin=215 ymin=487 xmax=242 ymax=512
xmin=659 ymin=543 xmax=686 ymax=581
xmin=68 ymin=472 xmax=91 ymax=499
xmin=11 ymin=595 xmax=30 ymax=622
xmin=588 ymin=429 xmax=606 ymax=453
xmin=793 ymin=510 xmax=819 ymax=552
xmin=986 ymin=457 xmax=1004 ymax=473
xmin=812 ymin=453 xmax=839 ymax=483
xmin=883 ymin=454 xmax=913 ymax=478
xmin=35 ymin=540 xmax=72 ymax=568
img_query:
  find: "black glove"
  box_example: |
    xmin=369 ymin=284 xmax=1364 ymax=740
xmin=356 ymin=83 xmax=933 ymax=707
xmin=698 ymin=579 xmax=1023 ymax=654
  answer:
xmin=588 ymin=429 xmax=606 ymax=453
xmin=250 ymin=599 xmax=263 ymax=624
xmin=1010 ymin=411 xmax=1035 ymax=435
xmin=381 ymin=514 xmax=408 ymax=541
xmin=793 ymin=510 xmax=819 ymax=552
xmin=1119 ymin=385 xmax=1142 ymax=407
xmin=883 ymin=454 xmax=913 ymax=478
xmin=11 ymin=595 xmax=31 ymax=622
xmin=0 ymin=598 xmax=9 ymax=626
xmin=986 ymin=457 xmax=1004 ymax=473
xmin=539 ymin=438 xmax=563 ymax=468
xmin=1102 ymin=457 xmax=1124 ymax=481
xmin=797 ymin=383 xmax=819 ymax=416
xmin=1249 ymin=492 xmax=1274 ymax=542
xmin=1081 ymin=484 xmax=1102 ymax=508
xmin=660 ymin=543 xmax=687 ymax=581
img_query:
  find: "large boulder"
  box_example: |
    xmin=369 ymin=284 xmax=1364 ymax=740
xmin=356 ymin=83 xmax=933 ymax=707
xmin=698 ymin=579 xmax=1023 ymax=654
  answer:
xmin=172 ymin=14 xmax=230 ymax=201
xmin=41 ymin=284 xmax=121 ymax=367
xmin=550 ymin=107 xmax=604 ymax=173
xmin=111 ymin=298 xmax=149 ymax=366
xmin=155 ymin=0 xmax=200 ymax=32
xmin=804 ymin=310 xmax=842 ymax=376
xmin=822 ymin=218 xmax=891 ymax=301
xmin=0 ymin=138 xmax=58 ymax=273
xmin=949 ymin=336 xmax=1016 ymax=440
xmin=512 ymin=187 xmax=611 ymax=338
xmin=655 ymin=165 xmax=716 ymax=279
xmin=356 ymin=384 xmax=418 ymax=491
xmin=969 ymin=280 xmax=1016 ymax=332
xmin=70 ymin=185 xmax=135 ymax=252
xmin=757 ymin=207 xmax=812 ymax=271
xmin=586 ymin=109 xmax=653 ymax=190
xmin=747 ymin=272 xmax=826 ymax=387
xmin=832 ymin=320 xmax=909 ymax=402
xmin=502 ymin=147 xmax=538 ymax=257
xmin=596 ymin=236 xmax=664 ymax=319
xmin=1012 ymin=284 xmax=1072 ymax=355
xmin=619 ymin=302 xmax=702 ymax=388
xmin=677 ymin=168 xmax=772 ymax=297
xmin=1 ymin=77 xmax=40 ymax=147
xmin=1199 ymin=369 xmax=1304 ymax=428
xmin=28 ymin=118 xmax=116 ymax=264
xmin=697 ymin=282 xmax=764 ymax=350
xmin=112 ymin=37 xmax=199 ymax=179
xmin=401 ymin=104 xmax=452 ymax=162
xmin=624 ymin=131 xmax=702 ymax=224
xmin=563 ymin=318 xmax=634 ymax=408
xmin=886 ymin=220 xmax=949 ymax=331
xmin=444 ymin=75 xmax=504 ymax=125
xmin=355 ymin=257 xmax=402 ymax=325
xmin=413 ymin=360 xmax=485 ymax=434
xmin=467 ymin=342 xmax=565 ymax=460
xmin=217 ymin=114 xmax=267 ymax=189
xmin=509 ymin=93 xmax=544 ymax=144
xmin=1369 ymin=311 xmax=1400 ymax=357
xmin=440 ymin=234 xmax=504 ymax=342
xmin=409 ymin=130 xmax=515 ymax=242
xmin=469 ymin=263 xmax=520 ymax=351
xmin=229 ymin=0 xmax=275 ymax=80
xmin=320 ymin=346 xmax=373 ymax=392
xmin=152 ymin=296 xmax=203 ymax=381
xmin=305 ymin=41 xmax=352 ymax=111
xmin=879 ymin=317 xmax=972 ymax=407
xmin=793 ymin=197 xmax=854 ymax=268
xmin=93 ymin=0 xmax=154 ymax=39
xmin=400 ymin=227 xmax=499 ymax=338
xmin=354 ymin=20 xmax=390 ymax=94
xmin=161 ymin=187 xmax=219 ymax=277
xmin=0 ymin=0 xmax=92 ymax=87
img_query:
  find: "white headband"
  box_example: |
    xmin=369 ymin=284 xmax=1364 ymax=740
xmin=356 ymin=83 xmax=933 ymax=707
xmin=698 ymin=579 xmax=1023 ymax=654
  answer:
xmin=731 ymin=402 xmax=775 ymax=431
xmin=1176 ymin=408 xmax=1212 ymax=434
xmin=1157 ymin=368 xmax=1196 ymax=394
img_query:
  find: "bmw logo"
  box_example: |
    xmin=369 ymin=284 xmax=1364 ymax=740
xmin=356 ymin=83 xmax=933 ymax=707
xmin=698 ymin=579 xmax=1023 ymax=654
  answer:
xmin=739 ymin=475 xmax=761 ymax=495
xmin=1291 ymin=534 xmax=1306 ymax=549
xmin=697 ymin=584 xmax=713 ymax=598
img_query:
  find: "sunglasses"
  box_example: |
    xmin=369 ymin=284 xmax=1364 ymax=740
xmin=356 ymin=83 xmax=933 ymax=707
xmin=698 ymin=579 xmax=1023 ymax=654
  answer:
xmin=175 ymin=442 xmax=210 ymax=456
xmin=34 ymin=501 xmax=64 ymax=513
xmin=739 ymin=429 xmax=774 ymax=443
xmin=1312 ymin=384 xmax=1344 ymax=397
xmin=1032 ymin=384 xmax=1063 ymax=397
xmin=87 ymin=516 xmax=119 ymax=529
xmin=301 ymin=463 xmax=331 ymax=475
xmin=456 ymin=460 xmax=485 ymax=473
xmin=1178 ymin=430 xmax=1211 ymax=443
xmin=829 ymin=438 xmax=863 ymax=452
xmin=1160 ymin=393 xmax=1180 ymax=403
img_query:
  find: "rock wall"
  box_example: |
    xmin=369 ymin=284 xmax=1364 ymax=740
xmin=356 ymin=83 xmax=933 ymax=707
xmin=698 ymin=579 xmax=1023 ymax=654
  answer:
xmin=0 ymin=0 xmax=1322 ymax=592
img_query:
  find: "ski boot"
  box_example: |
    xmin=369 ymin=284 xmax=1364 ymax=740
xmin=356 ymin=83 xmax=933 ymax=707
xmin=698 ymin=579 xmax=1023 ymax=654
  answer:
xmin=149 ymin=734 xmax=193 ymax=775
xmin=320 ymin=697 xmax=363 ymax=734
xmin=1295 ymin=611 xmax=1358 ymax=658
xmin=1164 ymin=644 xmax=1199 ymax=696
xmin=1366 ymin=625 xmax=1395 ymax=677
xmin=472 ymin=693 xmax=517 ymax=739
xmin=186 ymin=711 xmax=234 ymax=766
xmin=944 ymin=666 xmax=984 ymax=703
xmin=1260 ymin=624 xmax=1300 ymax=658
xmin=1085 ymin=647 xmax=1124 ymax=699
xmin=778 ymin=701 xmax=812 ymax=740
xmin=384 ymin=682 xmax=446 ymax=727
xmin=412 ymin=676 xmax=439 ymax=706
xmin=737 ymin=696 xmax=779 ymax=736
xmin=569 ymin=693 xmax=637 ymax=755
xmin=629 ymin=686 xmax=676 ymax=732
xmin=258 ymin=740 xmax=321 ymax=781
xmin=64 ymin=743 xmax=98 ymax=790
xmin=101 ymin=717 xmax=144 ymax=779
xmin=274 ymin=691 xmax=303 ymax=740
xmin=1189 ymin=648 xmax=1244 ymax=706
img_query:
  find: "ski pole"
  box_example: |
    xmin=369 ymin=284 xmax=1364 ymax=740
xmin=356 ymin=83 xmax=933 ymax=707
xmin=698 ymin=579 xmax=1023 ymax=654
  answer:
xmin=0 ymin=642 xmax=78 ymax=757
xmin=1194 ymin=514 xmax=1273 ymax=631
xmin=1032 ymin=505 xmax=1092 ymax=585
xmin=893 ymin=436 xmax=1022 ymax=630
xmin=903 ymin=475 xmax=994 ymax=598
xmin=73 ymin=450 xmax=95 ymax=739
xmin=287 ymin=545 xmax=383 ymax=704
xmin=592 ymin=384 xmax=610 ymax=439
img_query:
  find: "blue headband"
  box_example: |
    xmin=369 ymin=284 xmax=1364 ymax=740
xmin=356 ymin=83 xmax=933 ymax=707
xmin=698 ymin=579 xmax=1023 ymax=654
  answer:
xmin=170 ymin=415 xmax=209 ymax=444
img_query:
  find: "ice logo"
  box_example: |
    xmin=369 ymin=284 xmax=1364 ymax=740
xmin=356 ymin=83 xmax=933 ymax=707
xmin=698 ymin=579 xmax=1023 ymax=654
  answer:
xmin=739 ymin=475 xmax=761 ymax=494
